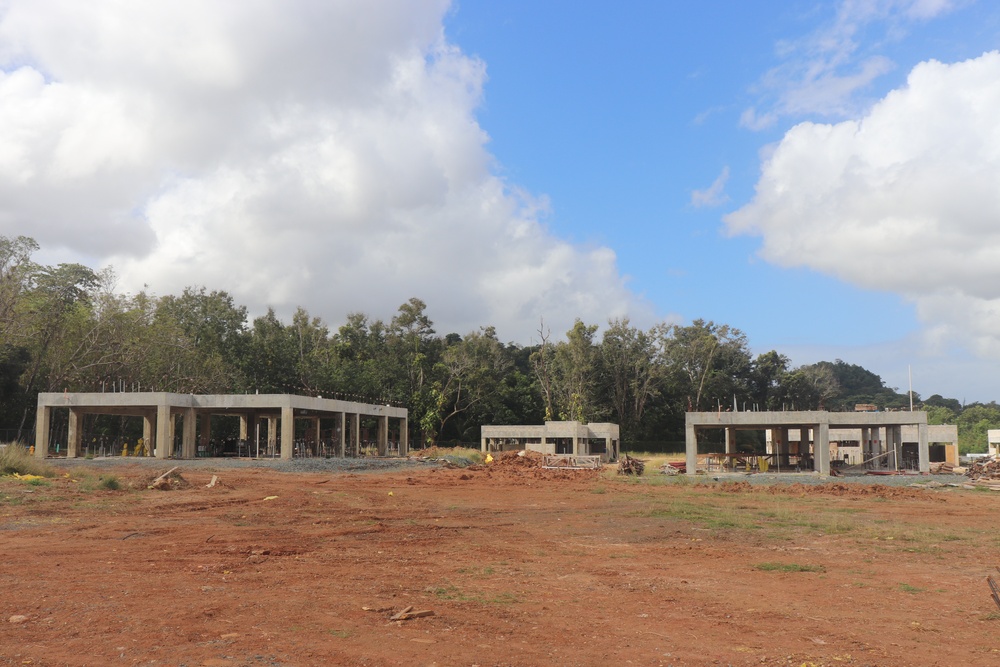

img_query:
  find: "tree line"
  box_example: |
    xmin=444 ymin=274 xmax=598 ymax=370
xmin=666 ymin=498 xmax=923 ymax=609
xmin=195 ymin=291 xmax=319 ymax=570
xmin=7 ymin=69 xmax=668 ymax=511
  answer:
xmin=2 ymin=234 xmax=997 ymax=452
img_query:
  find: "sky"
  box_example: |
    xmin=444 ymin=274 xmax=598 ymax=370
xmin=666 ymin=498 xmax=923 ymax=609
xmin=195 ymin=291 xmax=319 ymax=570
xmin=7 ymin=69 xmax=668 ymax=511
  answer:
xmin=1 ymin=0 xmax=999 ymax=402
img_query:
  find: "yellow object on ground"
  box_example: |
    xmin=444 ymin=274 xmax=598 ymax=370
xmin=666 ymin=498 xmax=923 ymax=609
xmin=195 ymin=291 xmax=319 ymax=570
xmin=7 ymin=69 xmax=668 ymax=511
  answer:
xmin=758 ymin=456 xmax=769 ymax=473
xmin=485 ymin=453 xmax=493 ymax=464
xmin=12 ymin=473 xmax=45 ymax=481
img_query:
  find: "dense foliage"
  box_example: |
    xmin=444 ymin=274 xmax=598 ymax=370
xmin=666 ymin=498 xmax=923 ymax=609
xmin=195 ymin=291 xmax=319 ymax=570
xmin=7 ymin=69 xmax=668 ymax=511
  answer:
xmin=1 ymin=235 xmax=992 ymax=451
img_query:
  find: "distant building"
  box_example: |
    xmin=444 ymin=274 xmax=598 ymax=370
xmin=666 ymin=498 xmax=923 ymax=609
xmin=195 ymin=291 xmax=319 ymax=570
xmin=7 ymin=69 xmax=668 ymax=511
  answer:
xmin=481 ymin=421 xmax=620 ymax=462
xmin=988 ymin=429 xmax=1000 ymax=456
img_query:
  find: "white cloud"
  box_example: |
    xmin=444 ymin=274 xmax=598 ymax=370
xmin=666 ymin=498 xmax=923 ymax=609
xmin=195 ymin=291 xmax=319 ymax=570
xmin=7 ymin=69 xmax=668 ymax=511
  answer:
xmin=741 ymin=0 xmax=960 ymax=128
xmin=727 ymin=51 xmax=1000 ymax=365
xmin=0 ymin=0 xmax=651 ymax=341
xmin=690 ymin=166 xmax=730 ymax=208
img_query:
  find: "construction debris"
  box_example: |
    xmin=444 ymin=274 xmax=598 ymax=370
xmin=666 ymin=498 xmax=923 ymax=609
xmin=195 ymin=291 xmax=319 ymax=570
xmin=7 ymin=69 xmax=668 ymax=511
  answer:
xmin=965 ymin=456 xmax=1000 ymax=482
xmin=206 ymin=475 xmax=219 ymax=488
xmin=660 ymin=461 xmax=685 ymax=475
xmin=389 ymin=606 xmax=435 ymax=621
xmin=542 ymin=454 xmax=602 ymax=469
xmin=988 ymin=568 xmax=1000 ymax=611
xmin=147 ymin=467 xmax=189 ymax=491
xmin=617 ymin=455 xmax=645 ymax=476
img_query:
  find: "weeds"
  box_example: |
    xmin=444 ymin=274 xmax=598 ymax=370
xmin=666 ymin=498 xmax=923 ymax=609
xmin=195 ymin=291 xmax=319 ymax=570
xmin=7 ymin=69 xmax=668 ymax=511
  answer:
xmin=98 ymin=476 xmax=121 ymax=491
xmin=898 ymin=583 xmax=925 ymax=593
xmin=755 ymin=562 xmax=826 ymax=573
xmin=0 ymin=443 xmax=54 ymax=478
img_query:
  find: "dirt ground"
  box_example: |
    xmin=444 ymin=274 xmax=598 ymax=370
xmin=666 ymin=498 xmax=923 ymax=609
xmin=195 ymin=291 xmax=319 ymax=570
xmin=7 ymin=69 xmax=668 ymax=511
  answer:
xmin=3 ymin=454 xmax=1000 ymax=667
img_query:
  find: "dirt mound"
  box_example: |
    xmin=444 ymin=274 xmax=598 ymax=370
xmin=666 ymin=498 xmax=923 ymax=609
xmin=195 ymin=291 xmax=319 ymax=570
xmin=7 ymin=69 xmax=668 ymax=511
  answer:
xmin=465 ymin=450 xmax=601 ymax=482
xmin=486 ymin=449 xmax=546 ymax=469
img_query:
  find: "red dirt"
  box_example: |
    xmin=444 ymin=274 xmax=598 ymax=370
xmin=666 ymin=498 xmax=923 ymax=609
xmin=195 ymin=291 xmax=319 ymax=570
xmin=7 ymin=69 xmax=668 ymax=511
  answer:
xmin=2 ymin=457 xmax=1000 ymax=666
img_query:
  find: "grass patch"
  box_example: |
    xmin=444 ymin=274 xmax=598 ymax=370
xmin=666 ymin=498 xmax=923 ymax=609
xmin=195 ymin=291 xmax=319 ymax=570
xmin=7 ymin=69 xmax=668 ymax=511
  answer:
xmin=755 ymin=562 xmax=826 ymax=573
xmin=418 ymin=446 xmax=483 ymax=465
xmin=98 ymin=476 xmax=121 ymax=491
xmin=898 ymin=583 xmax=925 ymax=593
xmin=0 ymin=443 xmax=55 ymax=478
xmin=432 ymin=583 xmax=520 ymax=605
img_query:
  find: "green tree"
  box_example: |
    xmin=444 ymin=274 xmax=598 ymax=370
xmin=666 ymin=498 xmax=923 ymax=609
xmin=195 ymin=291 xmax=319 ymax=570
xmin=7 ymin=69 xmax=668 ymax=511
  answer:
xmin=553 ymin=319 xmax=602 ymax=422
xmin=432 ymin=326 xmax=511 ymax=443
xmin=600 ymin=318 xmax=663 ymax=440
xmin=663 ymin=320 xmax=751 ymax=411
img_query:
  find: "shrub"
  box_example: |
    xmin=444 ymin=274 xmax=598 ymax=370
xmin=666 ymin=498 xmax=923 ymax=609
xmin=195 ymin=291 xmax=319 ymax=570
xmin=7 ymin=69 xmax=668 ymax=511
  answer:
xmin=98 ymin=476 xmax=121 ymax=491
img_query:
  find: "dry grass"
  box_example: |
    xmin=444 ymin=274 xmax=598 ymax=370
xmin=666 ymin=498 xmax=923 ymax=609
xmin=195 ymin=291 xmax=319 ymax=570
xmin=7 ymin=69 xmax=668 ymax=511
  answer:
xmin=0 ymin=442 xmax=55 ymax=478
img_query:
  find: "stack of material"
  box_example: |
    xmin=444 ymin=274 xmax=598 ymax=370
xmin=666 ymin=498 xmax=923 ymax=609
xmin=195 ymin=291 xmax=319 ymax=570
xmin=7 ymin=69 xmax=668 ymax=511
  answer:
xmin=965 ymin=457 xmax=1000 ymax=490
xmin=617 ymin=454 xmax=645 ymax=476
xmin=966 ymin=456 xmax=1000 ymax=481
xmin=660 ymin=461 xmax=685 ymax=475
xmin=929 ymin=461 xmax=955 ymax=474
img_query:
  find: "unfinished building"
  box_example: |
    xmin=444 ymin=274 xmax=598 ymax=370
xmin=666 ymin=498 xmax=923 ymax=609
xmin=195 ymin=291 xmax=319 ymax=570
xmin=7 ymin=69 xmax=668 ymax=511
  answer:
xmin=34 ymin=392 xmax=408 ymax=460
xmin=480 ymin=421 xmax=620 ymax=462
xmin=773 ymin=424 xmax=958 ymax=468
xmin=685 ymin=410 xmax=933 ymax=475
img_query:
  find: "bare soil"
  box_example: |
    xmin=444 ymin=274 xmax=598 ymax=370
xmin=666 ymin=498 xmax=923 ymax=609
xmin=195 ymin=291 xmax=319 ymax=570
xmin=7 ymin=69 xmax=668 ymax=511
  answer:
xmin=3 ymin=454 xmax=1000 ymax=666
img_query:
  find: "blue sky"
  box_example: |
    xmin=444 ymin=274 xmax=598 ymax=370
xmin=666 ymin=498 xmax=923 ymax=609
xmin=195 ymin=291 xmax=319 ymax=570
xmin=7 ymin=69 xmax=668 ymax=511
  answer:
xmin=2 ymin=1 xmax=1000 ymax=401
xmin=443 ymin=0 xmax=1000 ymax=400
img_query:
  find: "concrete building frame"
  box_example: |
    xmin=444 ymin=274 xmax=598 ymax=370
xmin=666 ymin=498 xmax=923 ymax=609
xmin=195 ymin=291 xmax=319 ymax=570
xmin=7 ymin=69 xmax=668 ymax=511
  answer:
xmin=685 ymin=411 xmax=929 ymax=475
xmin=481 ymin=421 xmax=620 ymax=462
xmin=773 ymin=424 xmax=958 ymax=468
xmin=34 ymin=392 xmax=408 ymax=461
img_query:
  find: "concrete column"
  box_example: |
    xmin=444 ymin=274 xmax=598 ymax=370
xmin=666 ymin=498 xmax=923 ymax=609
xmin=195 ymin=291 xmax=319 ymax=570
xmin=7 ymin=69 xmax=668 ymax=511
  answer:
xmin=67 ymin=408 xmax=82 ymax=458
xmin=377 ymin=415 xmax=388 ymax=456
xmin=181 ymin=408 xmax=197 ymax=459
xmin=399 ymin=417 xmax=408 ymax=456
xmin=777 ymin=427 xmax=789 ymax=467
xmin=155 ymin=404 xmax=171 ymax=459
xmin=280 ymin=406 xmax=294 ymax=460
xmin=684 ymin=422 xmax=697 ymax=475
xmin=34 ymin=405 xmax=51 ymax=458
xmin=199 ymin=413 xmax=211 ymax=456
xmin=725 ymin=427 xmax=736 ymax=454
xmin=918 ymin=422 xmax=929 ymax=473
xmin=167 ymin=412 xmax=177 ymax=458
xmin=337 ymin=412 xmax=345 ymax=457
xmin=143 ymin=413 xmax=153 ymax=455
xmin=313 ymin=416 xmax=321 ymax=456
xmin=239 ymin=414 xmax=248 ymax=441
xmin=860 ymin=427 xmax=869 ymax=462
xmin=890 ymin=426 xmax=902 ymax=471
xmin=267 ymin=417 xmax=277 ymax=456
xmin=351 ymin=413 xmax=360 ymax=457
xmin=815 ymin=422 xmax=830 ymax=475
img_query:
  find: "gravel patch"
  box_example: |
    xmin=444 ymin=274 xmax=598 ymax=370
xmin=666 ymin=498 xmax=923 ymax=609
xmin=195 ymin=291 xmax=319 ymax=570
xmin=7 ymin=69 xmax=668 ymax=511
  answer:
xmin=40 ymin=456 xmax=972 ymax=486
xmin=697 ymin=471 xmax=968 ymax=487
xmin=42 ymin=455 xmax=440 ymax=475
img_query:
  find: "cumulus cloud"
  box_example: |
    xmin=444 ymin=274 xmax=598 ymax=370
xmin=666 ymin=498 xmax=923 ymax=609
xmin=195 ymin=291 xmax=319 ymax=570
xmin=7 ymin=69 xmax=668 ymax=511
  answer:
xmin=0 ymin=0 xmax=650 ymax=341
xmin=726 ymin=51 xmax=1000 ymax=360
